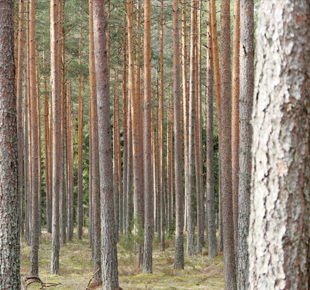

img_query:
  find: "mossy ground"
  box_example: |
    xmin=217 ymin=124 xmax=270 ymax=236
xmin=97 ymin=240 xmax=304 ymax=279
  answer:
xmin=21 ymin=228 xmax=224 ymax=289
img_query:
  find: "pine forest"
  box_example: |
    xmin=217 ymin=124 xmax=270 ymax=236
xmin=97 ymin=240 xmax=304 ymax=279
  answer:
xmin=1 ymin=0 xmax=310 ymax=289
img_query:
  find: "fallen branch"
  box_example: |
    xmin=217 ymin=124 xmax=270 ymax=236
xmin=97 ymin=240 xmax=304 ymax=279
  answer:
xmin=21 ymin=276 xmax=61 ymax=290
xmin=84 ymin=269 xmax=100 ymax=290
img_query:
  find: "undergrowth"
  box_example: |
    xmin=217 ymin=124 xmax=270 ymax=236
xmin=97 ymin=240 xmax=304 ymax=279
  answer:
xmin=20 ymin=228 xmax=224 ymax=289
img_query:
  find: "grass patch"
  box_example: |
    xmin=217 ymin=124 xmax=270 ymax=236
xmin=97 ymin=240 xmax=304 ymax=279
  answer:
xmin=20 ymin=228 xmax=224 ymax=289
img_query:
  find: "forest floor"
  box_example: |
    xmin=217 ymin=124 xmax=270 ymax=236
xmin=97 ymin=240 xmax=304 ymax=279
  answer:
xmin=20 ymin=228 xmax=224 ymax=290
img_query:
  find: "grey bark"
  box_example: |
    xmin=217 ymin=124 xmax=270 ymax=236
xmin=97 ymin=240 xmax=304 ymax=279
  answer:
xmin=237 ymin=0 xmax=254 ymax=289
xmin=93 ymin=0 xmax=119 ymax=288
xmin=249 ymin=1 xmax=310 ymax=289
xmin=0 ymin=2 xmax=20 ymax=288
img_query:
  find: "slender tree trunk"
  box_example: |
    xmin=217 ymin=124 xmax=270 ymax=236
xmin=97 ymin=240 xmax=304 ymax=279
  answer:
xmin=113 ymin=64 xmax=119 ymax=241
xmin=232 ymin=0 xmax=240 ymax=265
xmin=48 ymin=84 xmax=53 ymax=234
xmin=238 ymin=1 xmax=254 ymax=289
xmin=220 ymin=0 xmax=237 ymax=288
xmin=249 ymin=2 xmax=310 ymax=289
xmin=78 ymin=23 xmax=84 ymax=240
xmin=159 ymin=0 xmax=165 ymax=252
xmin=206 ymin=1 xmax=217 ymax=259
xmin=90 ymin=0 xmax=101 ymax=279
xmin=173 ymin=0 xmax=184 ymax=269
xmin=0 ymin=2 xmax=20 ymax=287
xmin=143 ymin=0 xmax=153 ymax=274
xmin=167 ymin=100 xmax=172 ymax=232
xmin=122 ymin=14 xmax=128 ymax=235
xmin=182 ymin=1 xmax=188 ymax=234
xmin=50 ymin=0 xmax=61 ymax=274
xmin=17 ymin=0 xmax=24 ymax=235
xmin=187 ymin=0 xmax=196 ymax=257
xmin=93 ymin=0 xmax=119 ymax=287
xmin=29 ymin=0 xmax=39 ymax=276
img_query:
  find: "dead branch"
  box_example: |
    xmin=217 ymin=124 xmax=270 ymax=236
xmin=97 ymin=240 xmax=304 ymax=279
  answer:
xmin=21 ymin=276 xmax=61 ymax=290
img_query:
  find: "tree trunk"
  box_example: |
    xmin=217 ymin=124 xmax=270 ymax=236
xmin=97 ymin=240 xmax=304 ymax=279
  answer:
xmin=159 ymin=0 xmax=165 ymax=252
xmin=238 ymin=0 xmax=253 ymax=289
xmin=142 ymin=0 xmax=153 ymax=274
xmin=220 ymin=0 xmax=237 ymax=288
xmin=50 ymin=0 xmax=61 ymax=275
xmin=249 ymin=2 xmax=310 ymax=289
xmin=206 ymin=1 xmax=217 ymax=259
xmin=93 ymin=0 xmax=119 ymax=287
xmin=0 ymin=2 xmax=20 ymax=287
xmin=29 ymin=0 xmax=39 ymax=276
xmin=187 ymin=0 xmax=196 ymax=257
xmin=17 ymin=0 xmax=24 ymax=236
xmin=122 ymin=14 xmax=127 ymax=235
xmin=173 ymin=0 xmax=184 ymax=269
xmin=89 ymin=0 xmax=101 ymax=279
xmin=78 ymin=23 xmax=84 ymax=240
xmin=232 ymin=0 xmax=240 ymax=268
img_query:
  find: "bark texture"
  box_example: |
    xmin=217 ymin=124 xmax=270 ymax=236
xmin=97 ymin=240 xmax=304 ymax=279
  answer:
xmin=93 ymin=0 xmax=119 ymax=288
xmin=143 ymin=0 xmax=153 ymax=274
xmin=220 ymin=0 xmax=237 ymax=288
xmin=0 ymin=2 xmax=20 ymax=288
xmin=249 ymin=1 xmax=310 ymax=289
xmin=238 ymin=0 xmax=254 ymax=289
xmin=206 ymin=0 xmax=217 ymax=259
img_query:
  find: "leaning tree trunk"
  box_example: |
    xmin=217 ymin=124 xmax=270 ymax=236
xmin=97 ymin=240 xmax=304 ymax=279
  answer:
xmin=93 ymin=0 xmax=119 ymax=288
xmin=238 ymin=0 xmax=254 ymax=289
xmin=249 ymin=1 xmax=310 ymax=289
xmin=0 ymin=2 xmax=20 ymax=288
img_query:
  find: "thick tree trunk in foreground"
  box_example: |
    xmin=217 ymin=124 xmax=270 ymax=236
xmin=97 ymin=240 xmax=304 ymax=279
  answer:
xmin=238 ymin=0 xmax=254 ymax=289
xmin=206 ymin=0 xmax=217 ymax=259
xmin=173 ymin=0 xmax=184 ymax=270
xmin=143 ymin=0 xmax=153 ymax=274
xmin=93 ymin=0 xmax=119 ymax=288
xmin=51 ymin=0 xmax=61 ymax=275
xmin=0 ymin=2 xmax=20 ymax=288
xmin=249 ymin=1 xmax=310 ymax=289
xmin=220 ymin=0 xmax=237 ymax=288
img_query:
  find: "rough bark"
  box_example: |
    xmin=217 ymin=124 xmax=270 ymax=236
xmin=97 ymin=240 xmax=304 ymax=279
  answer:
xmin=143 ymin=0 xmax=153 ymax=274
xmin=29 ymin=0 xmax=39 ymax=276
xmin=16 ymin=0 xmax=24 ymax=235
xmin=237 ymin=0 xmax=253 ymax=289
xmin=232 ymin=0 xmax=240 ymax=263
xmin=50 ymin=0 xmax=61 ymax=275
xmin=249 ymin=1 xmax=310 ymax=289
xmin=206 ymin=0 xmax=217 ymax=259
xmin=93 ymin=0 xmax=119 ymax=288
xmin=220 ymin=0 xmax=237 ymax=288
xmin=0 ymin=2 xmax=20 ymax=288
xmin=173 ymin=0 xmax=184 ymax=270
xmin=89 ymin=0 xmax=101 ymax=279
xmin=187 ymin=0 xmax=196 ymax=257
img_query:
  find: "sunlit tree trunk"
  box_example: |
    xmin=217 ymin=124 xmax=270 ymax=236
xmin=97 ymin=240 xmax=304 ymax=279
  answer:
xmin=249 ymin=2 xmax=310 ymax=289
xmin=93 ymin=0 xmax=119 ymax=287
xmin=143 ymin=0 xmax=153 ymax=274
xmin=173 ymin=0 xmax=184 ymax=269
xmin=0 ymin=2 xmax=20 ymax=288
